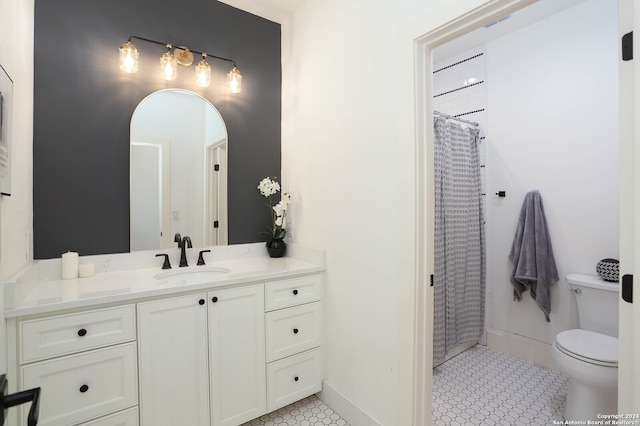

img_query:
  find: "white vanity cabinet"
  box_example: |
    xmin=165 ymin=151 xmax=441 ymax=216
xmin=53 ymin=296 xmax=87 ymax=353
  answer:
xmin=16 ymin=305 xmax=139 ymax=426
xmin=137 ymin=283 xmax=266 ymax=426
xmin=264 ymin=275 xmax=323 ymax=412
xmin=6 ymin=248 xmax=325 ymax=426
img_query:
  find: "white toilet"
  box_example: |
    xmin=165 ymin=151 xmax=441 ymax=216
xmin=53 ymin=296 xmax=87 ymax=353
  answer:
xmin=552 ymin=273 xmax=618 ymax=421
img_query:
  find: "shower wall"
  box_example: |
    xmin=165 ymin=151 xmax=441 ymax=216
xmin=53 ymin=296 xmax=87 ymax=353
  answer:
xmin=484 ymin=0 xmax=618 ymax=368
xmin=434 ymin=0 xmax=618 ymax=368
xmin=433 ymin=46 xmax=487 ymax=204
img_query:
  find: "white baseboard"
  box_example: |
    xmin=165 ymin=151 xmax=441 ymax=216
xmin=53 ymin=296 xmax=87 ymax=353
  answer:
xmin=317 ymin=381 xmax=383 ymax=426
xmin=486 ymin=328 xmax=558 ymax=371
xmin=318 ymin=332 xmax=557 ymax=426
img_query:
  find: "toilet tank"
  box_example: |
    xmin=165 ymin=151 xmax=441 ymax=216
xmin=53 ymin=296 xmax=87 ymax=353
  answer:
xmin=567 ymin=273 xmax=619 ymax=337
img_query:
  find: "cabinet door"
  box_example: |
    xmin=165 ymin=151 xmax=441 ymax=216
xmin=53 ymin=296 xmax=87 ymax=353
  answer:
xmin=21 ymin=343 xmax=137 ymax=426
xmin=208 ymin=284 xmax=266 ymax=426
xmin=137 ymin=294 xmax=210 ymax=426
xmin=266 ymin=348 xmax=323 ymax=412
xmin=20 ymin=305 xmax=136 ymax=363
xmin=266 ymin=302 xmax=322 ymax=362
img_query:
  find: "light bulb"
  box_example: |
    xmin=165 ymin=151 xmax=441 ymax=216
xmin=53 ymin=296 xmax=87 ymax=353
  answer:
xmin=119 ymin=41 xmax=139 ymax=73
xmin=160 ymin=49 xmax=177 ymax=81
xmin=195 ymin=56 xmax=211 ymax=87
xmin=227 ymin=66 xmax=242 ymax=93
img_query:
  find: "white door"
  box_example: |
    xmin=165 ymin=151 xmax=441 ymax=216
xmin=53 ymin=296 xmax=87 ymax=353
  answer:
xmin=617 ymin=0 xmax=640 ymax=413
xmin=137 ymin=294 xmax=210 ymax=426
xmin=208 ymin=284 xmax=266 ymax=426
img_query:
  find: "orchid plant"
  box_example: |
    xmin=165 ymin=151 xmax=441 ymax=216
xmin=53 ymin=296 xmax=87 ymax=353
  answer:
xmin=258 ymin=177 xmax=291 ymax=246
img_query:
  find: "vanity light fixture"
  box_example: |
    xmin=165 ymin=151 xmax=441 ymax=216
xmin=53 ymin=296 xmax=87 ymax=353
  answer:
xmin=160 ymin=44 xmax=178 ymax=81
xmin=195 ymin=54 xmax=211 ymax=87
xmin=119 ymin=41 xmax=139 ymax=73
xmin=119 ymin=36 xmax=242 ymax=92
xmin=227 ymin=66 xmax=242 ymax=94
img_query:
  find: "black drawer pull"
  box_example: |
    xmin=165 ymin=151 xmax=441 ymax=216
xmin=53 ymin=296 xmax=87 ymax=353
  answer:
xmin=293 ymin=328 xmax=299 ymax=334
xmin=211 ymin=297 xmax=218 ymax=303
xmin=294 ymin=376 xmax=299 ymax=382
xmin=292 ymin=289 xmax=298 ymax=295
xmin=199 ymin=299 xmax=205 ymax=305
xmin=79 ymin=384 xmax=89 ymax=393
xmin=77 ymin=328 xmax=87 ymax=337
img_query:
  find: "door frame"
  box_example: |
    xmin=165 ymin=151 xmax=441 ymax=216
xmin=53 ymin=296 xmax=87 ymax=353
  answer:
xmin=617 ymin=0 xmax=639 ymax=413
xmin=408 ymin=0 xmax=637 ymax=423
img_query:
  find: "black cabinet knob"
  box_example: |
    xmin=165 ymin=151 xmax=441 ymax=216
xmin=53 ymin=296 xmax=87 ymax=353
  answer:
xmin=211 ymin=297 xmax=218 ymax=303
xmin=77 ymin=328 xmax=87 ymax=337
xmin=199 ymin=299 xmax=205 ymax=305
xmin=292 ymin=289 xmax=298 ymax=295
xmin=293 ymin=328 xmax=299 ymax=334
xmin=294 ymin=376 xmax=299 ymax=382
xmin=79 ymin=384 xmax=89 ymax=393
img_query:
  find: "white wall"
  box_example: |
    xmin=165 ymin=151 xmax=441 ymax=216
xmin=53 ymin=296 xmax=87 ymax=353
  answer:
xmin=281 ymin=0 xmax=491 ymax=424
xmin=485 ymin=0 xmax=618 ymax=356
xmin=0 ymin=0 xmax=34 ymax=372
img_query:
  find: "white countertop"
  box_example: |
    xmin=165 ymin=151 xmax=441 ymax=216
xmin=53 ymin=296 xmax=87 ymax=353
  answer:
xmin=5 ymin=243 xmax=325 ymax=318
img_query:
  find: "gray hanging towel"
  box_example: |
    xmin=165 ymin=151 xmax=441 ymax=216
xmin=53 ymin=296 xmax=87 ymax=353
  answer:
xmin=508 ymin=190 xmax=559 ymax=322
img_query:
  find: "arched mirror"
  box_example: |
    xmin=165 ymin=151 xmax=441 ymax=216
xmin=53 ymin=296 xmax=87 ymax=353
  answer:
xmin=130 ymin=89 xmax=228 ymax=251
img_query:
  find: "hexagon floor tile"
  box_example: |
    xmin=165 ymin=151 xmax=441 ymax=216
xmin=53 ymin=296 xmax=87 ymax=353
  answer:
xmin=432 ymin=344 xmax=569 ymax=425
xmin=243 ymin=344 xmax=569 ymax=426
xmin=242 ymin=395 xmax=350 ymax=426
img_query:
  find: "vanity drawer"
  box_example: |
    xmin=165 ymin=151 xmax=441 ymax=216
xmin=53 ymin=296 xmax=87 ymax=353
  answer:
xmin=266 ymin=302 xmax=321 ymax=362
xmin=265 ymin=275 xmax=322 ymax=311
xmin=81 ymin=407 xmax=139 ymax=426
xmin=266 ymin=348 xmax=323 ymax=412
xmin=20 ymin=305 xmax=136 ymax=363
xmin=20 ymin=342 xmax=138 ymax=426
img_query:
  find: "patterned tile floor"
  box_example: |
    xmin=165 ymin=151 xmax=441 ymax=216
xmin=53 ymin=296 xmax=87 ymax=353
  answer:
xmin=243 ymin=344 xmax=568 ymax=426
xmin=432 ymin=344 xmax=570 ymax=425
xmin=241 ymin=395 xmax=349 ymax=426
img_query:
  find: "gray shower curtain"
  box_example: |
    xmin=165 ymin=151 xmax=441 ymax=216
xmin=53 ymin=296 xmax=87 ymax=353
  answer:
xmin=433 ymin=116 xmax=485 ymax=366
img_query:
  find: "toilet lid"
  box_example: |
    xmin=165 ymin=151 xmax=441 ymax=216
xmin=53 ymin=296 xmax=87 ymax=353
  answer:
xmin=555 ymin=329 xmax=618 ymax=367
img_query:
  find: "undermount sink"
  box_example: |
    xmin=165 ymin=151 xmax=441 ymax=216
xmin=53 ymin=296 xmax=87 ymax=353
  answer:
xmin=154 ymin=266 xmax=230 ymax=282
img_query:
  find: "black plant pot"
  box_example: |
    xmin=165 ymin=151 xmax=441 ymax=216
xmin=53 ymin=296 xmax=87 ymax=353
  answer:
xmin=267 ymin=239 xmax=286 ymax=258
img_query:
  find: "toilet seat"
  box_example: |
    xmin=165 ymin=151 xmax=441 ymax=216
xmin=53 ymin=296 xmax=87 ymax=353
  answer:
xmin=555 ymin=329 xmax=618 ymax=367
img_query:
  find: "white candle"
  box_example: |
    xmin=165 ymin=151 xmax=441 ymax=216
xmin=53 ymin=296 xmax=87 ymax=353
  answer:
xmin=61 ymin=251 xmax=79 ymax=280
xmin=78 ymin=263 xmax=95 ymax=278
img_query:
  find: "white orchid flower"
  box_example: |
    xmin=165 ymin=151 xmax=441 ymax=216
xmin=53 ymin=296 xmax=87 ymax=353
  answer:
xmin=258 ymin=177 xmax=280 ymax=197
xmin=273 ymin=202 xmax=285 ymax=217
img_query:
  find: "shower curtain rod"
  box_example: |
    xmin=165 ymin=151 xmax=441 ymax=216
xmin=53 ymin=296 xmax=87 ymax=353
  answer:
xmin=434 ymin=110 xmax=479 ymax=127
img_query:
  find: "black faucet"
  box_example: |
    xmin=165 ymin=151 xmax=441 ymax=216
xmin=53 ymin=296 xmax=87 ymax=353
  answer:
xmin=197 ymin=249 xmax=211 ymax=266
xmin=174 ymin=233 xmax=182 ymax=247
xmin=155 ymin=253 xmax=172 ymax=269
xmin=179 ymin=236 xmax=192 ymax=267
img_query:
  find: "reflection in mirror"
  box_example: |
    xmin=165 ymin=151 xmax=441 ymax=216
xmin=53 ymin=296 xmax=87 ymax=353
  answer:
xmin=130 ymin=89 xmax=228 ymax=251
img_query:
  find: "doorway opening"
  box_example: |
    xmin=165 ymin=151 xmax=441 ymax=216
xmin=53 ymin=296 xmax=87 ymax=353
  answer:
xmin=412 ymin=0 xmax=622 ymax=423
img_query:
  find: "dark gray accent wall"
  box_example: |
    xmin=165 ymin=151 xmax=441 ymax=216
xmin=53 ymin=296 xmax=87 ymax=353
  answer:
xmin=34 ymin=0 xmax=281 ymax=259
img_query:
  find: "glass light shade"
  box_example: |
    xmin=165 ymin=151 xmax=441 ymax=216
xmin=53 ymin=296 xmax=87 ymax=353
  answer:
xmin=227 ymin=67 xmax=242 ymax=93
xmin=195 ymin=59 xmax=211 ymax=87
xmin=160 ymin=51 xmax=178 ymax=81
xmin=119 ymin=41 xmax=139 ymax=73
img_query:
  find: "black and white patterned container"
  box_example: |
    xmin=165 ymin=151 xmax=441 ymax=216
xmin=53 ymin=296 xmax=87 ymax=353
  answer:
xmin=596 ymin=258 xmax=619 ymax=282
